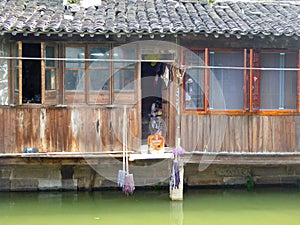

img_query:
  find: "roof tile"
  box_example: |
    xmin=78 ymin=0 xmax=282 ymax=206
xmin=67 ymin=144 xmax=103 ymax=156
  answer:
xmin=0 ymin=0 xmax=298 ymax=38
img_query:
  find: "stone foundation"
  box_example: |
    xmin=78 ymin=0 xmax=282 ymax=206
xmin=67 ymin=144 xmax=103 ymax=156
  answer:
xmin=1 ymin=162 xmax=300 ymax=191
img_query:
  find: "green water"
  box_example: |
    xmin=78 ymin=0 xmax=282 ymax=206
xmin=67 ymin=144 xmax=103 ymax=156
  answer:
xmin=0 ymin=188 xmax=300 ymax=225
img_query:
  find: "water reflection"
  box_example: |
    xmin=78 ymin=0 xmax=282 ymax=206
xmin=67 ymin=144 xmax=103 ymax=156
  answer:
xmin=0 ymin=189 xmax=300 ymax=225
xmin=170 ymin=201 xmax=183 ymax=225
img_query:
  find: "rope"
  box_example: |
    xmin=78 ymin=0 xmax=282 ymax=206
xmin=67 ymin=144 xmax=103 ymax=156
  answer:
xmin=122 ymin=105 xmax=126 ymax=173
xmin=0 ymin=56 xmax=298 ymax=71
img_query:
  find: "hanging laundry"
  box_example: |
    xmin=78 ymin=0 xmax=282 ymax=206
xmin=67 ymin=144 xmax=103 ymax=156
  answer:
xmin=162 ymin=65 xmax=170 ymax=87
xmin=170 ymin=160 xmax=180 ymax=189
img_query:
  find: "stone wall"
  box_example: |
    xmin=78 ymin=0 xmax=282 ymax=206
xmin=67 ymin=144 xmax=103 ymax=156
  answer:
xmin=1 ymin=161 xmax=300 ymax=191
xmin=185 ymin=164 xmax=300 ymax=187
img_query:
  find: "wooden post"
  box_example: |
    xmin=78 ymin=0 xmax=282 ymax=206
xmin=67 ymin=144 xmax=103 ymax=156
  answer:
xmin=170 ymin=62 xmax=185 ymax=201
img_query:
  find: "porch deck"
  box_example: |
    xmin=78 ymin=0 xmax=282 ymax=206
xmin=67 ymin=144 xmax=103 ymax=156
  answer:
xmin=1 ymin=151 xmax=300 ymax=165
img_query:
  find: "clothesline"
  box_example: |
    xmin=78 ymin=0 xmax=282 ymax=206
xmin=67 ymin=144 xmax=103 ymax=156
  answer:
xmin=0 ymin=56 xmax=299 ymax=71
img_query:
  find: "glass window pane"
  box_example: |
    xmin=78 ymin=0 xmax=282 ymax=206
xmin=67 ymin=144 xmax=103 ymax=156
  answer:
xmin=113 ymin=45 xmax=135 ymax=68
xmin=113 ymin=46 xmax=135 ymax=90
xmin=284 ymin=52 xmax=297 ymax=109
xmin=261 ymin=53 xmax=280 ymax=109
xmin=65 ymin=70 xmax=85 ymax=90
xmin=90 ymin=69 xmax=110 ymax=91
xmin=114 ymin=46 xmax=135 ymax=59
xmin=89 ymin=47 xmax=110 ymax=69
xmin=45 ymin=69 xmax=56 ymax=90
xmin=184 ymin=51 xmax=205 ymax=110
xmin=45 ymin=46 xmax=55 ymax=67
xmin=114 ymin=68 xmax=135 ymax=90
xmin=260 ymin=52 xmax=297 ymax=110
xmin=210 ymin=52 xmax=244 ymax=110
xmin=284 ymin=72 xmax=297 ymax=109
xmin=66 ymin=47 xmax=85 ymax=68
xmin=260 ymin=70 xmax=280 ymax=109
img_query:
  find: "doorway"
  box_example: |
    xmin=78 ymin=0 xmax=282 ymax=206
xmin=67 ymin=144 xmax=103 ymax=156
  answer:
xmin=141 ymin=54 xmax=174 ymax=146
xmin=22 ymin=43 xmax=41 ymax=103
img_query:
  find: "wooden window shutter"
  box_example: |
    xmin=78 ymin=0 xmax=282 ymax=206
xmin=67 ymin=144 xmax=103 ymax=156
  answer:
xmin=250 ymin=49 xmax=260 ymax=112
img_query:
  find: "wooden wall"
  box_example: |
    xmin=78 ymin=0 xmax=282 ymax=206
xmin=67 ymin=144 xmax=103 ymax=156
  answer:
xmin=0 ymin=106 xmax=139 ymax=153
xmin=0 ymin=105 xmax=299 ymax=154
xmin=181 ymin=115 xmax=300 ymax=153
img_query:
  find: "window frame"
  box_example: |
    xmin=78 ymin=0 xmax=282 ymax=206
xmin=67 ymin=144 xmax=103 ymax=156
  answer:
xmin=182 ymin=48 xmax=248 ymax=115
xmin=182 ymin=48 xmax=206 ymax=112
xmin=208 ymin=49 xmax=247 ymax=113
xmin=62 ymin=43 xmax=137 ymax=105
xmin=250 ymin=49 xmax=300 ymax=115
xmin=87 ymin=44 xmax=111 ymax=104
xmin=43 ymin=43 xmax=59 ymax=105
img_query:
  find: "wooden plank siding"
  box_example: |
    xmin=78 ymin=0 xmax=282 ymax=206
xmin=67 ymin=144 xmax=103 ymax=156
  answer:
xmin=0 ymin=106 xmax=139 ymax=153
xmin=181 ymin=115 xmax=298 ymax=153
xmin=0 ymin=106 xmax=299 ymax=154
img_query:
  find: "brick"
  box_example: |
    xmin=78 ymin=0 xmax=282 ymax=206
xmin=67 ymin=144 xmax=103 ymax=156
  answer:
xmin=11 ymin=179 xmax=38 ymax=191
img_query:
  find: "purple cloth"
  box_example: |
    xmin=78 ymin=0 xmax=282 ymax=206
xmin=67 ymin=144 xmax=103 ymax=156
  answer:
xmin=170 ymin=161 xmax=180 ymax=189
xmin=123 ymin=174 xmax=135 ymax=195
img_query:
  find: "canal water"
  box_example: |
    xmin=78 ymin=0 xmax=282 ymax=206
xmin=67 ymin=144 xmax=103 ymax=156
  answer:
xmin=0 ymin=188 xmax=299 ymax=225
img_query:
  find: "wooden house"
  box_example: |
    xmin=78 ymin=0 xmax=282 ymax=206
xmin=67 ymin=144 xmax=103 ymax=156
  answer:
xmin=0 ymin=0 xmax=299 ymax=190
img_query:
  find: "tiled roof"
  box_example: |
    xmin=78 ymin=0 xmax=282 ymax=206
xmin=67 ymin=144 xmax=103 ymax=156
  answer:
xmin=0 ymin=0 xmax=299 ymax=38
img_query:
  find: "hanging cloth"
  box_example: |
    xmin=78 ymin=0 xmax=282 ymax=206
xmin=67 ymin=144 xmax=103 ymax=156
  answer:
xmin=162 ymin=65 xmax=170 ymax=87
xmin=122 ymin=108 xmax=135 ymax=195
xmin=170 ymin=160 xmax=180 ymax=189
xmin=117 ymin=106 xmax=127 ymax=187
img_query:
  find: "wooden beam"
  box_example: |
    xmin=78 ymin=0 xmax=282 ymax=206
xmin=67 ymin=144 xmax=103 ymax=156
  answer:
xmin=41 ymin=42 xmax=45 ymax=104
xmin=18 ymin=41 xmax=22 ymax=105
xmin=183 ymin=153 xmax=300 ymax=165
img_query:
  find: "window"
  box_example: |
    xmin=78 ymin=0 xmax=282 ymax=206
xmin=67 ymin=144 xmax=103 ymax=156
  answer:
xmin=45 ymin=45 xmax=57 ymax=91
xmin=65 ymin=46 xmax=85 ymax=91
xmin=184 ymin=50 xmax=205 ymax=110
xmin=64 ymin=44 xmax=136 ymax=104
xmin=209 ymin=51 xmax=244 ymax=110
xmin=89 ymin=46 xmax=110 ymax=91
xmin=113 ymin=45 xmax=135 ymax=91
xmin=260 ymin=52 xmax=298 ymax=110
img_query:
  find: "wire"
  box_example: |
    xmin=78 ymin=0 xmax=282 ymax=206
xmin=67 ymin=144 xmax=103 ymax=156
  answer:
xmin=0 ymin=56 xmax=298 ymax=71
